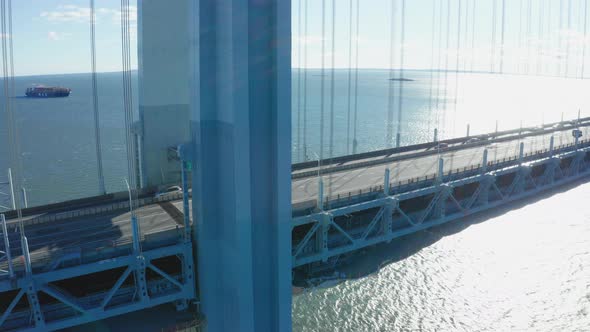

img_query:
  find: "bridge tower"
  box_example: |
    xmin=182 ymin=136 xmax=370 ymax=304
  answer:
xmin=188 ymin=1 xmax=292 ymax=330
xmin=140 ymin=1 xmax=293 ymax=331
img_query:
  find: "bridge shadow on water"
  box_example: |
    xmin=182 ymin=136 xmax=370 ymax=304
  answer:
xmin=311 ymin=176 xmax=590 ymax=284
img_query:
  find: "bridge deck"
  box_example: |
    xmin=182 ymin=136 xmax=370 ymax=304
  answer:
xmin=1 ymin=201 xmax=188 ymax=276
xmin=0 ymin=123 xmax=587 ymax=278
xmin=292 ymin=124 xmax=587 ymax=204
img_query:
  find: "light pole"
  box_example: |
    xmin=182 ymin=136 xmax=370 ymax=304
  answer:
xmin=312 ymin=152 xmax=324 ymax=210
xmin=124 ymin=178 xmax=140 ymax=253
xmin=312 ymin=151 xmax=321 ymax=179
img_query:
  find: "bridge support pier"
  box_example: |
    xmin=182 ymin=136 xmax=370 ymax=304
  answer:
xmin=189 ymin=1 xmax=292 ymax=331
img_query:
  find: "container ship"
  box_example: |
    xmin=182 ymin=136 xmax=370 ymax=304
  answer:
xmin=25 ymin=86 xmax=71 ymax=98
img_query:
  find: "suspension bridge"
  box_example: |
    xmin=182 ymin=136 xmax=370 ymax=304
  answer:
xmin=1 ymin=0 xmax=590 ymax=331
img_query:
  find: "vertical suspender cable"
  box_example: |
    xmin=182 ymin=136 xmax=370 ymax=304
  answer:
xmin=576 ymin=0 xmax=583 ymax=76
xmin=525 ymin=0 xmax=532 ymax=75
xmin=545 ymin=0 xmax=552 ymax=75
xmin=499 ymin=0 xmax=506 ymax=73
xmin=328 ymin=0 xmax=336 ymax=197
xmin=90 ymin=0 xmax=106 ymax=195
xmin=2 ymin=0 xmax=24 ymax=233
xmin=346 ymin=0 xmax=353 ymax=154
xmin=120 ymin=0 xmax=138 ymax=218
xmin=427 ymin=1 xmax=437 ymax=134
xmin=303 ymin=0 xmax=308 ymax=160
xmin=442 ymin=0 xmax=451 ymax=138
xmin=558 ymin=0 xmax=564 ymax=76
xmin=463 ymin=0 xmax=470 ymax=72
xmin=470 ymin=0 xmax=476 ymax=72
xmin=537 ymin=0 xmax=545 ymax=75
xmin=491 ymin=0 xmax=497 ymax=73
xmin=352 ymin=0 xmax=360 ymax=154
xmin=582 ymin=0 xmax=588 ymax=78
xmin=396 ymin=0 xmax=405 ymax=148
xmin=435 ymin=0 xmax=443 ymax=125
xmin=566 ymin=0 xmax=572 ymax=77
xmin=319 ymin=0 xmax=326 ymax=163
xmin=518 ymin=0 xmax=524 ymax=73
xmin=296 ymin=0 xmax=302 ymax=162
xmin=386 ymin=0 xmax=397 ymax=148
xmin=453 ymin=0 xmax=462 ymax=136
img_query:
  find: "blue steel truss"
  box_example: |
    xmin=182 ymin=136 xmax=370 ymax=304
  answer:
xmin=0 ymin=240 xmax=195 ymax=331
xmin=292 ymin=143 xmax=590 ymax=268
xmin=0 ymin=181 xmax=197 ymax=332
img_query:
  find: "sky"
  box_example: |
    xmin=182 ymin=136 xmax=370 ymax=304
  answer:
xmin=294 ymin=0 xmax=590 ymax=77
xmin=3 ymin=0 xmax=590 ymax=77
xmin=6 ymin=0 xmax=137 ymax=76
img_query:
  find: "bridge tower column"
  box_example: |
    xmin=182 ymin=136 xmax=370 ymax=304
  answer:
xmin=189 ymin=1 xmax=292 ymax=331
xmin=138 ymin=1 xmax=191 ymax=189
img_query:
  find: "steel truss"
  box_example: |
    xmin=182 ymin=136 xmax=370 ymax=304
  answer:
xmin=0 ymin=238 xmax=195 ymax=331
xmin=293 ymin=146 xmax=590 ymax=268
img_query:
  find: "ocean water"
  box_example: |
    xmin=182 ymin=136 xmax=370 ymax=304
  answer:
xmin=2 ymin=70 xmax=590 ymax=208
xmin=292 ymin=180 xmax=590 ymax=331
xmin=0 ymin=72 xmax=136 ymax=209
xmin=1 ymin=70 xmax=590 ymax=331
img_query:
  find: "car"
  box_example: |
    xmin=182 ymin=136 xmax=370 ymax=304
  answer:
xmin=155 ymin=185 xmax=183 ymax=198
xmin=552 ymin=123 xmax=564 ymax=129
xmin=437 ymin=142 xmax=449 ymax=149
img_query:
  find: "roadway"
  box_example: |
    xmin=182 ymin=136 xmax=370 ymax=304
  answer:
xmin=291 ymin=125 xmax=588 ymax=204
xmin=0 ymin=201 xmax=188 ymax=273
